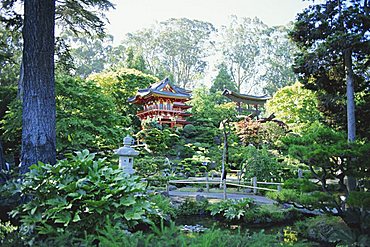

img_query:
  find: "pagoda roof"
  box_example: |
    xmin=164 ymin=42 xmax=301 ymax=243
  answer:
xmin=222 ymin=89 xmax=270 ymax=105
xmin=128 ymin=78 xmax=191 ymax=103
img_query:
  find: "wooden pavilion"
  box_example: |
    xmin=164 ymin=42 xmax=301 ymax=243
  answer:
xmin=222 ymin=89 xmax=270 ymax=118
xmin=128 ymin=78 xmax=192 ymax=128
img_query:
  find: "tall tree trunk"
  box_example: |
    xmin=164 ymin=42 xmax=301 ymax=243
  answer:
xmin=21 ymin=0 xmax=56 ymax=173
xmin=345 ymin=49 xmax=356 ymax=142
xmin=17 ymin=61 xmax=24 ymax=100
xmin=0 ymin=140 xmax=6 ymax=184
xmin=344 ymin=48 xmax=356 ymax=191
xmin=237 ymin=65 xmax=241 ymax=93
xmin=220 ymin=120 xmax=229 ymax=184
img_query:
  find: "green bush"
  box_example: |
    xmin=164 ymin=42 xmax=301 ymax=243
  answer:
xmin=1 ymin=76 xmax=125 ymax=157
xmin=266 ymin=189 xmax=299 ymax=203
xmin=267 ymin=189 xmax=336 ymax=211
xmin=295 ymin=215 xmax=370 ymax=246
xmin=0 ymin=221 xmax=17 ymax=240
xmin=0 ymin=165 xmax=23 ymax=220
xmin=95 ymin=221 xmax=285 ymax=247
xmin=207 ymin=198 xmax=255 ymax=221
xmin=283 ymin=178 xmax=319 ymax=192
xmin=347 ymin=191 xmax=370 ymax=209
xmin=243 ymin=205 xmax=301 ymax=224
xmin=135 ymin=156 xmax=169 ymax=178
xmin=177 ymin=198 xmax=209 ymax=216
xmin=11 ymin=150 xmax=166 ymax=240
xmin=36 ymin=221 xmax=289 ymax=246
xmin=240 ymin=145 xmax=284 ymax=182
xmin=149 ymin=194 xmax=176 ymax=220
xmin=182 ymin=124 xmax=197 ymax=138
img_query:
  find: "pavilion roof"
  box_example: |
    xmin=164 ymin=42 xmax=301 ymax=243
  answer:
xmin=222 ymin=89 xmax=270 ymax=105
xmin=128 ymin=78 xmax=191 ymax=103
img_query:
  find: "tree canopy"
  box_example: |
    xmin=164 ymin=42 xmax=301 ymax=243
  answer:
xmin=266 ymin=82 xmax=322 ymax=133
xmin=125 ymin=18 xmax=216 ymax=89
xmin=290 ymin=0 xmax=370 ymax=140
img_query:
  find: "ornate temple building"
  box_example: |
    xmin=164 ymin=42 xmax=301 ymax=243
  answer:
xmin=128 ymin=78 xmax=192 ymax=128
xmin=222 ymin=89 xmax=270 ymax=118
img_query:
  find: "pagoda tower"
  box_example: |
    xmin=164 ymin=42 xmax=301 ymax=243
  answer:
xmin=128 ymin=78 xmax=192 ymax=128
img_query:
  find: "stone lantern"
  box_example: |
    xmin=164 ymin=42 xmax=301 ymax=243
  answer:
xmin=115 ymin=135 xmax=139 ymax=174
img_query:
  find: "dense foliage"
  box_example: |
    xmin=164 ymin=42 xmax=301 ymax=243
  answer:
xmin=295 ymin=216 xmax=370 ymax=246
xmin=0 ymin=2 xmax=369 ymax=246
xmin=272 ymin=122 xmax=370 ymax=235
xmin=290 ymin=0 xmax=370 ymax=139
xmin=208 ymin=198 xmax=255 ymax=220
xmin=11 ymin=150 xmax=166 ymax=241
xmin=0 ymin=75 xmax=124 ymax=158
xmin=88 ymin=67 xmax=159 ymax=129
xmin=266 ymin=82 xmax=321 ymax=133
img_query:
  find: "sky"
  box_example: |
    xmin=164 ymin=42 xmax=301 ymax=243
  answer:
xmin=106 ymin=0 xmax=311 ymax=44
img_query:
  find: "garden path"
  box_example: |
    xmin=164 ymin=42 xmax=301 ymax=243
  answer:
xmin=168 ymin=191 xmax=276 ymax=205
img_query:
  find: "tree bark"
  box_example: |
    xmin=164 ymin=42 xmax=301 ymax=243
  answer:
xmin=344 ymin=49 xmax=356 ymax=142
xmin=0 ymin=140 xmax=6 ymax=184
xmin=21 ymin=0 xmax=56 ymax=173
xmin=344 ymin=48 xmax=357 ymax=191
xmin=17 ymin=61 xmax=24 ymax=100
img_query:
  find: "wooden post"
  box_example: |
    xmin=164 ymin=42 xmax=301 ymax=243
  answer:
xmin=253 ymin=177 xmax=257 ymax=194
xmin=277 ymin=184 xmax=282 ymax=192
xmin=166 ymin=181 xmax=169 ymax=194
xmin=206 ymin=172 xmax=209 ymax=193
xmin=223 ymin=179 xmax=227 ymax=200
xmin=298 ymin=168 xmax=303 ymax=178
xmin=237 ymin=171 xmax=241 ymax=192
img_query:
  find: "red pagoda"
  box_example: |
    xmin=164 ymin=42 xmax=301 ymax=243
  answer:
xmin=128 ymin=78 xmax=192 ymax=128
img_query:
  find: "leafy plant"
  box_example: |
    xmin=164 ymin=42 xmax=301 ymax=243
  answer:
xmin=136 ymin=127 xmax=179 ymax=155
xmin=295 ymin=215 xmax=369 ymax=246
xmin=240 ymin=145 xmax=284 ymax=182
xmin=149 ymin=194 xmax=177 ymax=220
xmin=207 ymin=198 xmax=255 ymax=220
xmin=266 ymin=82 xmax=322 ymax=133
xmin=0 ymin=220 xmax=24 ymax=247
xmin=1 ymin=76 xmax=125 ymax=157
xmin=283 ymin=178 xmax=319 ymax=193
xmin=11 ymin=150 xmax=165 ymax=240
xmin=94 ymin=222 xmax=285 ymax=247
xmin=243 ymin=204 xmax=300 ymax=224
xmin=177 ymin=198 xmax=209 ymax=216
xmin=266 ymin=189 xmax=337 ymax=212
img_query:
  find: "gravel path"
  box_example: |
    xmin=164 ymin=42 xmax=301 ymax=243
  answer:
xmin=168 ymin=191 xmax=276 ymax=205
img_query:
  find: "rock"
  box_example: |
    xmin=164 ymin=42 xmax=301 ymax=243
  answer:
xmin=160 ymin=191 xmax=169 ymax=197
xmin=168 ymin=185 xmax=177 ymax=191
xmin=180 ymin=224 xmax=208 ymax=233
xmin=195 ymin=195 xmax=207 ymax=202
xmin=244 ymin=188 xmax=252 ymax=193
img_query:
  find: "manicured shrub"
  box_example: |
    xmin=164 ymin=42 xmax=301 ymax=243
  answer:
xmin=295 ymin=215 xmax=370 ymax=246
xmin=283 ymin=178 xmax=319 ymax=192
xmin=267 ymin=189 xmax=337 ymax=212
xmin=243 ymin=204 xmax=300 ymax=224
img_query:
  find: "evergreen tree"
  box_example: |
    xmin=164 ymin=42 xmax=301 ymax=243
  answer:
xmin=21 ymin=0 xmax=56 ymax=172
xmin=210 ymin=63 xmax=237 ymax=93
xmin=290 ymin=0 xmax=370 ymax=141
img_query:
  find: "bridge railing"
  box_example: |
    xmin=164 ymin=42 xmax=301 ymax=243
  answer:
xmin=167 ymin=173 xmax=282 ymax=200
